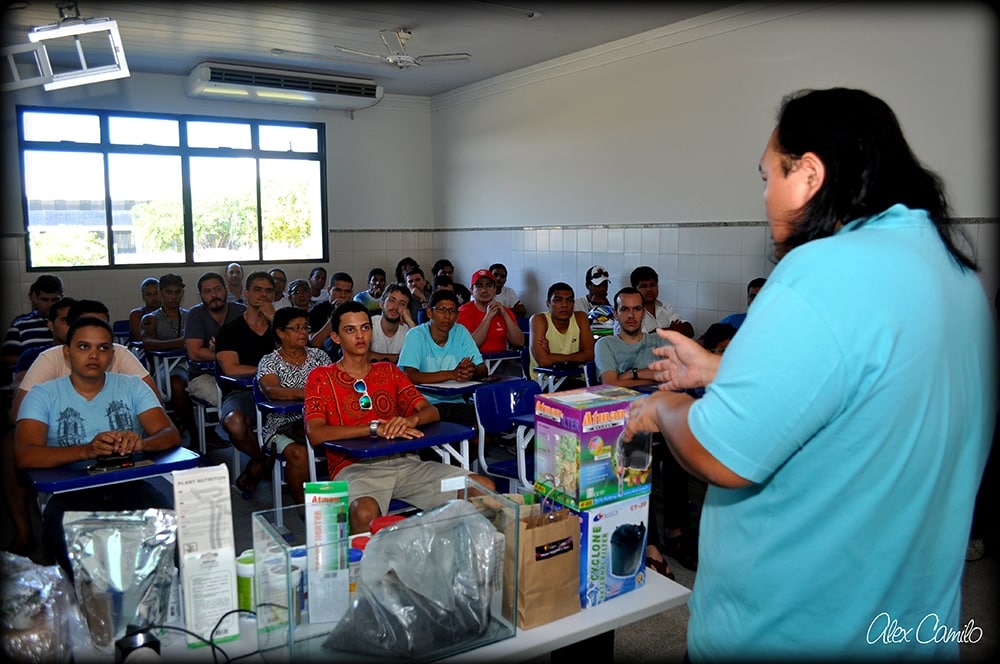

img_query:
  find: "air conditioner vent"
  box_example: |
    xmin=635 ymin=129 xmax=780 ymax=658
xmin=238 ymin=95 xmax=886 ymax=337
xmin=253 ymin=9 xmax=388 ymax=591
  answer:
xmin=186 ymin=62 xmax=383 ymax=110
xmin=206 ymin=67 xmax=380 ymax=99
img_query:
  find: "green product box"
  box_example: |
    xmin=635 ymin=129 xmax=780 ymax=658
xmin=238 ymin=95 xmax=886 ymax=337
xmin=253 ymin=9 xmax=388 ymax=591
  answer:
xmin=533 ymin=385 xmax=649 ymax=509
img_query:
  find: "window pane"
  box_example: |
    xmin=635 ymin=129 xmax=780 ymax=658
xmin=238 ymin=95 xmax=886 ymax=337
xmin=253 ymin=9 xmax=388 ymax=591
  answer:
xmin=189 ymin=156 xmax=259 ymax=263
xmin=260 ymin=159 xmax=323 ymax=261
xmin=187 ymin=121 xmax=251 ymax=149
xmin=259 ymin=125 xmax=318 ymax=152
xmin=22 ymin=111 xmax=100 ymax=143
xmin=109 ymin=154 xmax=185 ymax=264
xmin=23 ymin=151 xmax=108 ymax=267
xmin=109 ymin=116 xmax=180 ymax=146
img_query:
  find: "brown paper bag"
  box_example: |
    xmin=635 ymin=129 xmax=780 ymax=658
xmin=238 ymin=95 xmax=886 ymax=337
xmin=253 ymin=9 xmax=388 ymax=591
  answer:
xmin=514 ymin=501 xmax=581 ymax=629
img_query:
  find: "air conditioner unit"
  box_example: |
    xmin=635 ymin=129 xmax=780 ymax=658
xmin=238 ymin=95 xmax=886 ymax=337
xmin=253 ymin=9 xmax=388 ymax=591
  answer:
xmin=186 ymin=62 xmax=383 ymax=110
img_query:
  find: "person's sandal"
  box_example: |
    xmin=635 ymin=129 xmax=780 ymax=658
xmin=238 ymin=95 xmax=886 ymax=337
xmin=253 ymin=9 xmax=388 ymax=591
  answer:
xmin=234 ymin=453 xmax=270 ymax=496
xmin=646 ymin=556 xmax=676 ymax=580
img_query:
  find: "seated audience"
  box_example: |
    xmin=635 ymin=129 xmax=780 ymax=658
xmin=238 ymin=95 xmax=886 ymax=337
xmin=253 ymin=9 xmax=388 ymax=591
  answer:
xmin=305 ymin=301 xmax=493 ymax=533
xmin=574 ymin=265 xmax=613 ymax=319
xmin=528 ymin=282 xmax=595 ymax=382
xmin=308 ymin=266 xmax=330 ymax=307
xmin=458 ymin=269 xmax=525 ymax=354
xmin=257 ymin=307 xmax=333 ymax=506
xmin=269 ymin=267 xmax=291 ymax=310
xmin=3 ymin=274 xmax=63 ymax=372
xmin=12 ymin=296 xmax=76 ymax=385
xmin=287 ymin=278 xmax=313 ymax=310
xmin=394 ymin=256 xmax=418 ymax=286
xmin=701 ymin=322 xmax=737 ymax=354
xmin=404 ymin=266 xmax=433 ymax=324
xmin=216 ymin=271 xmax=277 ymax=495
xmin=370 ymin=284 xmax=414 ymax=363
xmin=14 ymin=316 xmax=179 ymax=576
xmin=225 ymin=262 xmax=245 ymax=303
xmin=719 ymin=277 xmax=767 ymax=330
xmin=418 ymin=274 xmax=456 ymax=324
xmin=398 ymin=289 xmax=485 ymax=429
xmin=432 ymin=258 xmax=471 ymax=304
xmin=595 ymin=287 xmax=700 ymax=576
xmin=184 ymin=272 xmax=246 ymax=415
xmin=308 ymin=271 xmax=353 ymax=358
xmin=490 ymin=263 xmax=528 ymax=318
xmin=129 ymin=277 xmax=162 ymax=343
xmin=353 ymin=267 xmax=387 ymax=314
xmin=630 ymin=265 xmax=694 ymax=337
xmin=140 ymin=273 xmax=195 ymax=436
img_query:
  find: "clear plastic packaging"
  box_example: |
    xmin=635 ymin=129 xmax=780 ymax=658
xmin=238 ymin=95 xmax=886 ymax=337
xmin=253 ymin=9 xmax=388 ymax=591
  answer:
xmin=0 ymin=552 xmax=89 ymax=663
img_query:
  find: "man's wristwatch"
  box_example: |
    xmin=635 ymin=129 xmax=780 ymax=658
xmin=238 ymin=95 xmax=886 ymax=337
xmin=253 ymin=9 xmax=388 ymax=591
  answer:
xmin=369 ymin=420 xmax=380 ymax=438
xmin=631 ymin=368 xmax=639 ymax=380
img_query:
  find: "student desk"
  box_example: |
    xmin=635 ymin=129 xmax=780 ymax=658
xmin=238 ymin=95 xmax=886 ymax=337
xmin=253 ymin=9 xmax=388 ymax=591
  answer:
xmin=27 ymin=446 xmax=201 ymax=494
xmin=324 ymin=420 xmax=475 ymax=469
xmin=146 ymin=347 xmax=188 ymax=401
xmin=415 ymin=375 xmax=517 ymax=399
xmin=481 ymin=349 xmax=522 ymax=376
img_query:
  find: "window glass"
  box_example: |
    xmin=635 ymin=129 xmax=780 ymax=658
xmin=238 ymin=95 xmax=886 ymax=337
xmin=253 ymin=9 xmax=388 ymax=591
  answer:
xmin=18 ymin=107 xmax=326 ymax=269
xmin=24 ymin=151 xmax=108 ymax=267
xmin=109 ymin=153 xmax=184 ymax=264
xmin=22 ymin=111 xmax=100 ymax=143
xmin=109 ymin=116 xmax=180 ymax=146
xmin=259 ymin=125 xmax=318 ymax=152
xmin=186 ymin=120 xmax=252 ymax=149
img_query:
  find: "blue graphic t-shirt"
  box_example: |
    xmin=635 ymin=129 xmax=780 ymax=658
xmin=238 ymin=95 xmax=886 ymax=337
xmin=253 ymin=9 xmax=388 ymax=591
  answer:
xmin=18 ymin=373 xmax=161 ymax=448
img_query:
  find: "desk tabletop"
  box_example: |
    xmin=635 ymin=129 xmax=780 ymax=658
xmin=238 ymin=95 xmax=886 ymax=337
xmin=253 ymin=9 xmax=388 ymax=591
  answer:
xmin=323 ymin=420 xmax=475 ymax=459
xmin=147 ymin=348 xmax=187 ymax=358
xmin=416 ymin=374 xmax=517 ymax=397
xmin=27 ymin=446 xmax=201 ymax=493
xmin=444 ymin=572 xmax=690 ymax=662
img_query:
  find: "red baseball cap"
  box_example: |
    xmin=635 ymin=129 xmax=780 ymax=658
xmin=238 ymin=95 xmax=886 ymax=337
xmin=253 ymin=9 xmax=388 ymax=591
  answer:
xmin=470 ymin=269 xmax=495 ymax=288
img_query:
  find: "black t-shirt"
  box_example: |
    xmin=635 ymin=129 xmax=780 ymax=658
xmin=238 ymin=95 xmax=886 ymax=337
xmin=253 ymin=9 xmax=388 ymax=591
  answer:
xmin=215 ymin=315 xmax=274 ymax=395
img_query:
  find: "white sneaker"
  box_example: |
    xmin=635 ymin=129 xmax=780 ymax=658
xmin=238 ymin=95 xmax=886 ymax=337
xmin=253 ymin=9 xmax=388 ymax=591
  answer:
xmin=966 ymin=538 xmax=985 ymax=562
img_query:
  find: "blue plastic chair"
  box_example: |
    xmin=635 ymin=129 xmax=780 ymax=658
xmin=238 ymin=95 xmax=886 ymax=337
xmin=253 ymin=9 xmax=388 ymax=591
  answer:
xmin=474 ymin=378 xmax=541 ymax=492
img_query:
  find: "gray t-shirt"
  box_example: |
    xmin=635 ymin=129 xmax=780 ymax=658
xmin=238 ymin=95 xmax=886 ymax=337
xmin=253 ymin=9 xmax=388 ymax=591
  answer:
xmin=594 ymin=331 xmax=667 ymax=377
xmin=183 ymin=302 xmax=245 ymax=378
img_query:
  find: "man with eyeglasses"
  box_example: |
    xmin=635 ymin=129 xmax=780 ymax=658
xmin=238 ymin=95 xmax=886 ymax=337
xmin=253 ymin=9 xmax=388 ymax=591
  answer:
xmin=398 ymin=289 xmax=485 ymax=429
xmin=457 ymin=269 xmax=525 ymax=354
xmin=305 ymin=301 xmax=493 ymax=533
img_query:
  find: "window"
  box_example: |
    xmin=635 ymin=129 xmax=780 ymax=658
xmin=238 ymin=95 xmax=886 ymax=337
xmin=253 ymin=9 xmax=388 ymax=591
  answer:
xmin=17 ymin=106 xmax=327 ymax=269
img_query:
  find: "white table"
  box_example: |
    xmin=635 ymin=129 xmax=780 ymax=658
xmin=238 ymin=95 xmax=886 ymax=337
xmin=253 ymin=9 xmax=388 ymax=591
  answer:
xmin=148 ymin=568 xmax=688 ymax=662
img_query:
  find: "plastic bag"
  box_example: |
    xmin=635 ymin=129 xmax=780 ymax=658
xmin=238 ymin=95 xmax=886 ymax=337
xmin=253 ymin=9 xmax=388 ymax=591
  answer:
xmin=323 ymin=499 xmax=498 ymax=659
xmin=0 ymin=552 xmax=89 ymax=663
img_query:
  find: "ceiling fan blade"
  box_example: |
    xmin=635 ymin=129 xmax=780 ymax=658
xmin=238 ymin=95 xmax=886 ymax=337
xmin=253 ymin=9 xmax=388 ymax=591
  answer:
xmin=414 ymin=53 xmax=472 ymax=64
xmin=333 ymin=45 xmax=391 ymax=62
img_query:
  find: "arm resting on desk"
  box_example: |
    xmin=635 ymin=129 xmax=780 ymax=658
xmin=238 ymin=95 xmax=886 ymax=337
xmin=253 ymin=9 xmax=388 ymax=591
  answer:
xmin=15 ymin=407 xmax=180 ymax=469
xmin=217 ymin=349 xmax=257 ymax=378
xmin=306 ymin=399 xmax=440 ymax=444
xmin=258 ymin=373 xmax=305 ymax=401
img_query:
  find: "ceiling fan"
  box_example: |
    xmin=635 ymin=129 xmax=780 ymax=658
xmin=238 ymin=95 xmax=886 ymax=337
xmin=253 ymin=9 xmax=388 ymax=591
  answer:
xmin=332 ymin=28 xmax=471 ymax=69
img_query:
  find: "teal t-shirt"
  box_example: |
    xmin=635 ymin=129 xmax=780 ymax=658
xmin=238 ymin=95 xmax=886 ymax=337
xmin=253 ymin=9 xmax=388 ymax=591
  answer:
xmin=687 ymin=205 xmax=996 ymax=660
xmin=397 ymin=323 xmax=483 ymax=404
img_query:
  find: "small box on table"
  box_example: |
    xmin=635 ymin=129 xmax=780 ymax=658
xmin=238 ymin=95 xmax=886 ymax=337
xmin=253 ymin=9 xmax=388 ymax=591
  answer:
xmin=574 ymin=490 xmax=651 ymax=608
xmin=533 ymin=385 xmax=648 ymax=510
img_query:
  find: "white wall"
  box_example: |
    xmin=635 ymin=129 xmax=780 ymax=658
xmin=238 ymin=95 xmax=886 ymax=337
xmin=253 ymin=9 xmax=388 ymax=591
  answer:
xmin=420 ymin=2 xmax=996 ymax=331
xmin=2 ymin=2 xmax=996 ymax=337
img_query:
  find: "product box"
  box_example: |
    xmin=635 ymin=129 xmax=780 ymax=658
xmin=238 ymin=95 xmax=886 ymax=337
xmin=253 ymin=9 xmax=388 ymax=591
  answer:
xmin=533 ymin=385 xmax=649 ymax=509
xmin=574 ymin=491 xmax=651 ymax=608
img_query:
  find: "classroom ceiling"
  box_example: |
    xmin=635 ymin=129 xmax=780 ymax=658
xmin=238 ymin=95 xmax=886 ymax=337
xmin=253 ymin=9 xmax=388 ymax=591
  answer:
xmin=2 ymin=1 xmax=738 ymax=96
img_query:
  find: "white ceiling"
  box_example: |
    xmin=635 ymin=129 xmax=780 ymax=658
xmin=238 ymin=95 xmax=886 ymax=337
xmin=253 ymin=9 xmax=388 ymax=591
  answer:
xmin=2 ymin=1 xmax=738 ymax=96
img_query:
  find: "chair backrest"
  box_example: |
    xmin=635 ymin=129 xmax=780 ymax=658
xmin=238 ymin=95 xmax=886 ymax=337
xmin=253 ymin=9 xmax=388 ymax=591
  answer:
xmin=584 ymin=360 xmax=598 ymax=386
xmin=474 ymin=378 xmax=541 ymax=434
xmin=112 ymin=319 xmax=131 ymax=344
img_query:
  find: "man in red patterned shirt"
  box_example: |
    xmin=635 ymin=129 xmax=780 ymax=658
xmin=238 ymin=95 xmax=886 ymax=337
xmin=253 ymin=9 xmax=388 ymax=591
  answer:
xmin=304 ymin=301 xmax=493 ymax=533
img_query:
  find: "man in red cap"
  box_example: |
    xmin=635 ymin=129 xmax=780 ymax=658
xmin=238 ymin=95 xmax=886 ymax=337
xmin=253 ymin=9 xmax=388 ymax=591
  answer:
xmin=457 ymin=269 xmax=525 ymax=354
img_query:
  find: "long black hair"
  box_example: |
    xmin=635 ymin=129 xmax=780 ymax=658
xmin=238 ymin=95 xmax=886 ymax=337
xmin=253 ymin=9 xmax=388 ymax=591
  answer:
xmin=772 ymin=88 xmax=976 ymax=271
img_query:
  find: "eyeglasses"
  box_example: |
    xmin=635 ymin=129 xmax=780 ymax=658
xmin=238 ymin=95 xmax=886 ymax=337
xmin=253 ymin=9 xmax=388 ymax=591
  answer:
xmin=284 ymin=324 xmax=310 ymax=333
xmin=354 ymin=379 xmax=372 ymax=411
xmin=431 ymin=306 xmax=458 ymax=316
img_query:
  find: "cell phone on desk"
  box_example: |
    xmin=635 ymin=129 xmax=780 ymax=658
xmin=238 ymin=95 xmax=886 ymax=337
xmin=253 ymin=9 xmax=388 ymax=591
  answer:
xmin=86 ymin=452 xmax=136 ymax=474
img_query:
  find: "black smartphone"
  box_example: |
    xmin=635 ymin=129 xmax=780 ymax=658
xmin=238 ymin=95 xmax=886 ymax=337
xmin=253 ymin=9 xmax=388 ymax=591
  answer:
xmin=96 ymin=452 xmax=135 ymax=468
